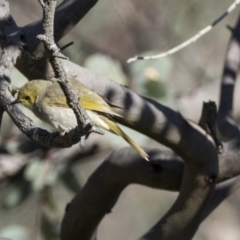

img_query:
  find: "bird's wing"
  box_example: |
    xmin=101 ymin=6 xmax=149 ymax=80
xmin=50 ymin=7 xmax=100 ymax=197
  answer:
xmin=44 ymin=81 xmax=122 ymax=117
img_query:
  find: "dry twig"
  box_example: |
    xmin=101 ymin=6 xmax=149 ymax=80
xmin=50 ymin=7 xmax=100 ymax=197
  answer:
xmin=127 ymin=0 xmax=240 ymax=63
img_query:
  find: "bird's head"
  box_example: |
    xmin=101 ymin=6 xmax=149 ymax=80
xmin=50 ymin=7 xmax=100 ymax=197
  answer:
xmin=11 ymin=80 xmax=47 ymax=109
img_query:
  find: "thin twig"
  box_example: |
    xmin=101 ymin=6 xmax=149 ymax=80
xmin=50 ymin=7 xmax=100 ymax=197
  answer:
xmin=218 ymin=14 xmax=240 ymax=140
xmin=198 ymin=101 xmax=223 ymax=153
xmin=0 ymin=0 xmax=97 ymax=149
xmin=0 ymin=0 xmax=21 ymax=132
xmin=37 ymin=0 xmax=103 ymax=142
xmin=61 ymin=41 xmax=74 ymax=51
xmin=127 ymin=0 xmax=240 ymax=63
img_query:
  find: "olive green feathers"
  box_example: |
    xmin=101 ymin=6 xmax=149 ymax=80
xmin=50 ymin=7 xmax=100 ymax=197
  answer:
xmin=14 ymin=79 xmax=149 ymax=160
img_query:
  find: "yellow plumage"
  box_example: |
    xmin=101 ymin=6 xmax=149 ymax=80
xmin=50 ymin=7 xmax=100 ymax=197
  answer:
xmin=14 ymin=79 xmax=149 ymax=161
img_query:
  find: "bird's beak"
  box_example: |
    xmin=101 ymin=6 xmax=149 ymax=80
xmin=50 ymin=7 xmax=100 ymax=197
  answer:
xmin=10 ymin=99 xmax=20 ymax=105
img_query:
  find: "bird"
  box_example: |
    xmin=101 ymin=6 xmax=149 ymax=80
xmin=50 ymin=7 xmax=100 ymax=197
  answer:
xmin=11 ymin=79 xmax=149 ymax=161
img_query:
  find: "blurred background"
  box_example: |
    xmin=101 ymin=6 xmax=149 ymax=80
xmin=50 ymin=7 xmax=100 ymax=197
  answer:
xmin=0 ymin=0 xmax=240 ymax=239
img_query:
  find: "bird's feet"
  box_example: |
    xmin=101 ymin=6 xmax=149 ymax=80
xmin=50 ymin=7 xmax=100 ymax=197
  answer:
xmin=60 ymin=130 xmax=69 ymax=136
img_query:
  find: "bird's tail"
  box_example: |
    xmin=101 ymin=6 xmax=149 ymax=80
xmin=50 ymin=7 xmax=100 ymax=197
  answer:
xmin=100 ymin=116 xmax=149 ymax=161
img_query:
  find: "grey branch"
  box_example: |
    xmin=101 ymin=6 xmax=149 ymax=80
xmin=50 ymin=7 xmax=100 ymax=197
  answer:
xmin=0 ymin=0 xmax=101 ymax=148
xmin=37 ymin=0 xmax=102 ymax=138
xmin=218 ymin=14 xmax=240 ymax=140
xmin=61 ymin=134 xmax=240 ymax=240
xmin=2 ymin=0 xmax=240 ymax=240
xmin=54 ymin=0 xmax=98 ymax=41
xmin=6 ymin=0 xmax=215 ymax=156
xmin=127 ymin=0 xmax=240 ymax=63
xmin=199 ymin=101 xmax=223 ymax=153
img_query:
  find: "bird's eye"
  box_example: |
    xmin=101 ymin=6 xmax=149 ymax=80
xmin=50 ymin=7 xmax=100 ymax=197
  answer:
xmin=24 ymin=96 xmax=30 ymax=101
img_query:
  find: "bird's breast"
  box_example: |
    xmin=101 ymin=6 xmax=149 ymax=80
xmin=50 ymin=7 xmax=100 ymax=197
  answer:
xmin=37 ymin=105 xmax=110 ymax=132
xmin=45 ymin=106 xmax=78 ymax=131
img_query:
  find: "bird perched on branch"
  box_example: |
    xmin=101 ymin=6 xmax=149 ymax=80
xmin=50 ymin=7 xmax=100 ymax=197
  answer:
xmin=11 ymin=79 xmax=149 ymax=161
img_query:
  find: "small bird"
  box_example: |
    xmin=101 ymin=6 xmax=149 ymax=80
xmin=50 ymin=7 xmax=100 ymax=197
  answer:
xmin=12 ymin=79 xmax=149 ymax=160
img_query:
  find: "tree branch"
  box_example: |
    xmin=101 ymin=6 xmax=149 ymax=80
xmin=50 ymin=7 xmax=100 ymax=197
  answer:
xmin=54 ymin=0 xmax=98 ymax=41
xmin=4 ymin=1 xmax=240 ymax=239
xmin=60 ymin=148 xmax=182 ymax=240
xmin=1 ymin=0 xmax=210 ymax=156
xmin=0 ymin=0 xmax=103 ymax=149
xmin=60 ymin=132 xmax=240 ymax=240
xmin=0 ymin=82 xmax=92 ymax=148
xmin=127 ymin=0 xmax=240 ymax=63
xmin=61 ymin=123 xmax=220 ymax=240
xmin=218 ymin=14 xmax=240 ymax=140
xmin=137 ymin=103 xmax=219 ymax=240
xmin=37 ymin=0 xmax=102 ymax=141
xmin=19 ymin=0 xmax=98 ymax=61
xmin=204 ymin=175 xmax=240 ymax=219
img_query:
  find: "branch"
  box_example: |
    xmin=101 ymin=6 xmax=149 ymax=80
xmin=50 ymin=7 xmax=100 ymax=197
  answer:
xmin=217 ymin=14 xmax=240 ymax=140
xmin=60 ymin=149 xmax=183 ymax=240
xmin=0 ymin=0 xmax=21 ymax=79
xmin=198 ymin=101 xmax=223 ymax=153
xmin=0 ymin=0 xmax=104 ymax=150
xmin=37 ymin=0 xmax=102 ymax=142
xmin=204 ymin=176 xmax=240 ymax=219
xmin=0 ymin=106 xmax=4 ymax=132
xmin=5 ymin=1 xmax=240 ymax=239
xmin=16 ymin=15 xmax=218 ymax=162
xmin=0 ymin=4 xmax=21 ymax=134
xmin=127 ymin=0 xmax=240 ymax=63
xmin=61 ymin=101 xmax=221 ymax=240
xmin=8 ymin=0 xmax=222 ymax=181
xmin=0 ymin=1 xmax=218 ymax=163
xmin=139 ymin=102 xmax=218 ymax=240
xmin=0 ymin=8 xmax=90 ymax=149
xmin=60 ymin=131 xmax=240 ymax=240
xmin=0 ymin=80 xmax=93 ymax=148
xmin=54 ymin=0 xmax=98 ymax=41
xmin=19 ymin=0 xmax=97 ymax=60
xmin=60 ymin=141 xmax=217 ymax=240
xmin=0 ymin=131 xmax=109 ymax=183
